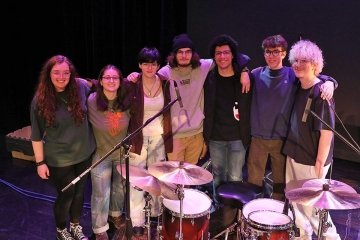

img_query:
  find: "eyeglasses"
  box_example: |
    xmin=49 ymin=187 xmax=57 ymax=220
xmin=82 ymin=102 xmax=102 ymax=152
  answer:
xmin=141 ymin=62 xmax=158 ymax=68
xmin=291 ymin=59 xmax=310 ymax=65
xmin=102 ymin=76 xmax=120 ymax=81
xmin=177 ymin=49 xmax=192 ymax=55
xmin=51 ymin=71 xmax=71 ymax=78
xmin=264 ymin=50 xmax=284 ymax=57
xmin=215 ymin=50 xmax=232 ymax=57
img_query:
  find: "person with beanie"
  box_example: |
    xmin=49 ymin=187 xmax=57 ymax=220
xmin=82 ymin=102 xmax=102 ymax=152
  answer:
xmin=126 ymin=33 xmax=250 ymax=165
xmin=161 ymin=33 xmax=250 ymax=164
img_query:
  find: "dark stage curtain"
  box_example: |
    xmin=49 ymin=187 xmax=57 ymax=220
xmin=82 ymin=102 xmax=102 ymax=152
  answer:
xmin=2 ymin=0 xmax=186 ymax=156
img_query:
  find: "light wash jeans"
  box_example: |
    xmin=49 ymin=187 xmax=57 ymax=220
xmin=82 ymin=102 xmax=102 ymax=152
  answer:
xmin=91 ymin=154 xmax=124 ymax=234
xmin=209 ymin=140 xmax=246 ymax=198
xmin=129 ymin=135 xmax=165 ymax=227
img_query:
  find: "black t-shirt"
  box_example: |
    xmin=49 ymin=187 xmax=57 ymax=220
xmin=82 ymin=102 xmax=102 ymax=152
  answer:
xmin=211 ymin=75 xmax=241 ymax=141
xmin=283 ymin=82 xmax=335 ymax=166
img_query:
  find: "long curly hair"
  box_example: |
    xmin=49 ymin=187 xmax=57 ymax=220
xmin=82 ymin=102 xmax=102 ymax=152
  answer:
xmin=34 ymin=55 xmax=84 ymax=127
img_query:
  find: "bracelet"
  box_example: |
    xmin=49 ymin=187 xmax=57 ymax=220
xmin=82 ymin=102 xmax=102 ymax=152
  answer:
xmin=35 ymin=160 xmax=46 ymax=167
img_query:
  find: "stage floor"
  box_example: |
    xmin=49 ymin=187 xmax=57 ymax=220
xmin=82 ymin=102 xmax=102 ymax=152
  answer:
xmin=0 ymin=156 xmax=359 ymax=239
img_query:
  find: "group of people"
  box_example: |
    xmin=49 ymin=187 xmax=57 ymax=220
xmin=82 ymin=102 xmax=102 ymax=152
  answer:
xmin=30 ymin=32 xmax=340 ymax=240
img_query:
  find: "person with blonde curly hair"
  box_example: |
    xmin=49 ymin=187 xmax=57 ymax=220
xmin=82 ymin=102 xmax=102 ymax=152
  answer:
xmin=284 ymin=40 xmax=340 ymax=240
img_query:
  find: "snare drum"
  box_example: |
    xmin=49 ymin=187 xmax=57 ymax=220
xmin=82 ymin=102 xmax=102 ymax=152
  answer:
xmin=161 ymin=188 xmax=211 ymax=240
xmin=241 ymin=198 xmax=294 ymax=239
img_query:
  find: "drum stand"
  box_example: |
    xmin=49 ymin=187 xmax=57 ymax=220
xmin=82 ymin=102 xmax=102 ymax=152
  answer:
xmin=176 ymin=185 xmax=185 ymax=240
xmin=211 ymin=209 xmax=242 ymax=240
xmin=317 ymin=209 xmax=331 ymax=240
xmin=144 ymin=192 xmax=153 ymax=240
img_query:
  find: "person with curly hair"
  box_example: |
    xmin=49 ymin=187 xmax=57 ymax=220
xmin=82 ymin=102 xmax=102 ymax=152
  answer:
xmin=30 ymin=55 xmax=95 ymax=240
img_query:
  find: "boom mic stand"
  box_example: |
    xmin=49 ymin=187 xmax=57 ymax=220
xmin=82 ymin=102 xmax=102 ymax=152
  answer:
xmin=61 ymin=95 xmax=181 ymax=239
xmin=307 ymin=109 xmax=360 ymax=155
xmin=306 ymin=109 xmax=360 ymax=239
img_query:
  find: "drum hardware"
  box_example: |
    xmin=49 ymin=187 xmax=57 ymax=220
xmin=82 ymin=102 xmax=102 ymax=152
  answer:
xmin=161 ymin=188 xmax=211 ymax=240
xmin=285 ymin=178 xmax=360 ymax=239
xmin=143 ymin=192 xmax=153 ymax=240
xmin=148 ymin=160 xmax=213 ymax=186
xmin=241 ymin=198 xmax=296 ymax=240
xmin=211 ymin=208 xmax=242 ymax=240
xmin=148 ymin=161 xmax=213 ymax=240
xmin=285 ymin=178 xmax=360 ymax=210
xmin=117 ymin=164 xmax=161 ymax=196
xmin=178 ymin=185 xmax=185 ymax=240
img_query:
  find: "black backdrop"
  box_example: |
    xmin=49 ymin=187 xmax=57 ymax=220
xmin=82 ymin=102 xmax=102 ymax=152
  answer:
xmin=1 ymin=0 xmax=186 ymax=157
xmin=187 ymin=0 xmax=360 ymax=162
xmin=2 ymin=0 xmax=359 ymax=162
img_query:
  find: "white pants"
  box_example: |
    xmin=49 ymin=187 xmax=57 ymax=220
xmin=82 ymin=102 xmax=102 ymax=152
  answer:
xmin=129 ymin=135 xmax=165 ymax=227
xmin=285 ymin=157 xmax=340 ymax=240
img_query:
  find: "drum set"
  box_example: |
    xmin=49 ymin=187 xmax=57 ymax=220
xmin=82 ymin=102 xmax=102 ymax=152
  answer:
xmin=117 ymin=161 xmax=360 ymax=240
xmin=118 ymin=160 xmax=214 ymax=240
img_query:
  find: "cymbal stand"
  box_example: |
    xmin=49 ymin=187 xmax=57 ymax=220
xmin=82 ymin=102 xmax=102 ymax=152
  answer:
xmin=317 ymin=208 xmax=331 ymax=239
xmin=176 ymin=184 xmax=185 ymax=240
xmin=157 ymin=197 xmax=164 ymax=240
xmin=144 ymin=192 xmax=152 ymax=240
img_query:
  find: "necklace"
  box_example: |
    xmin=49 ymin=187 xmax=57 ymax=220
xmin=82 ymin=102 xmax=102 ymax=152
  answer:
xmin=58 ymin=96 xmax=72 ymax=111
xmin=143 ymin=77 xmax=157 ymax=97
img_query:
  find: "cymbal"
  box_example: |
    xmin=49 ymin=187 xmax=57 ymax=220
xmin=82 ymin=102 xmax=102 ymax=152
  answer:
xmin=285 ymin=178 xmax=360 ymax=210
xmin=117 ymin=164 xmax=161 ymax=196
xmin=159 ymin=181 xmax=179 ymax=200
xmin=148 ymin=161 xmax=213 ymax=185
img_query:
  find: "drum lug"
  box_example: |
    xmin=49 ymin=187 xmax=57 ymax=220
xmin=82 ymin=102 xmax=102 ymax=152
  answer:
xmin=207 ymin=212 xmax=210 ymax=219
xmin=171 ymin=215 xmax=175 ymax=223
xmin=191 ymin=218 xmax=194 ymax=226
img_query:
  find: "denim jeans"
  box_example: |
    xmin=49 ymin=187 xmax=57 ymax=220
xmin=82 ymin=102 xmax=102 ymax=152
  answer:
xmin=91 ymin=154 xmax=124 ymax=234
xmin=128 ymin=135 xmax=165 ymax=227
xmin=209 ymin=140 xmax=246 ymax=197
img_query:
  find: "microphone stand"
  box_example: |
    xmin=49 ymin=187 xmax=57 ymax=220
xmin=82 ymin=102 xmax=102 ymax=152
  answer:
xmin=308 ymin=110 xmax=360 ymax=155
xmin=61 ymin=96 xmax=181 ymax=239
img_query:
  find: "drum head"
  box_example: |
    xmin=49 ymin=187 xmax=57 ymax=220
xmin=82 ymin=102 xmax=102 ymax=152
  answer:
xmin=162 ymin=188 xmax=211 ymax=217
xmin=248 ymin=210 xmax=292 ymax=231
xmin=242 ymin=198 xmax=294 ymax=220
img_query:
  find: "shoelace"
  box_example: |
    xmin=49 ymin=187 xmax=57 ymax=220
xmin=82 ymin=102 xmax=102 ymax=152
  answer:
xmin=71 ymin=225 xmax=87 ymax=240
xmin=57 ymin=228 xmax=74 ymax=240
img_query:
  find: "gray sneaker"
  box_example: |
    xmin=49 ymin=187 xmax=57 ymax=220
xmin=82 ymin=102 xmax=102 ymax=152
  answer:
xmin=70 ymin=223 xmax=88 ymax=240
xmin=56 ymin=228 xmax=75 ymax=240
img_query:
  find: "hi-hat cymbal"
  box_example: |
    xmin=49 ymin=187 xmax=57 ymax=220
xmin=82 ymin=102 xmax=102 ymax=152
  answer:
xmin=117 ymin=164 xmax=161 ymax=196
xmin=285 ymin=178 xmax=360 ymax=210
xmin=148 ymin=161 xmax=213 ymax=185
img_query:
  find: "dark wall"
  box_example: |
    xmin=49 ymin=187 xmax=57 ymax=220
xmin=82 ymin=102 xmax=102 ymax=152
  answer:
xmin=1 ymin=0 xmax=186 ymax=156
xmin=187 ymin=0 xmax=360 ymax=162
xmin=187 ymin=0 xmax=360 ymax=126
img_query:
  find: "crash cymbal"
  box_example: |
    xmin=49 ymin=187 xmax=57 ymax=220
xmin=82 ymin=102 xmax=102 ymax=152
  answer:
xmin=285 ymin=178 xmax=360 ymax=210
xmin=148 ymin=161 xmax=213 ymax=185
xmin=117 ymin=164 xmax=161 ymax=196
xmin=303 ymin=179 xmax=357 ymax=193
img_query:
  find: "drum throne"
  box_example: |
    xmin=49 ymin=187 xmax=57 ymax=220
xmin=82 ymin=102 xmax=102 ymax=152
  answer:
xmin=211 ymin=181 xmax=262 ymax=239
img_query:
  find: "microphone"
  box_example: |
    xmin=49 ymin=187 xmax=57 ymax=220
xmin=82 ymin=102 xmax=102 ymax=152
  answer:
xmin=301 ymin=97 xmax=312 ymax=122
xmin=173 ymin=80 xmax=183 ymax=108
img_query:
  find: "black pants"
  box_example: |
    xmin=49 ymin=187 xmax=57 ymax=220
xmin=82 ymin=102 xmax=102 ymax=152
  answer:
xmin=49 ymin=159 xmax=91 ymax=229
